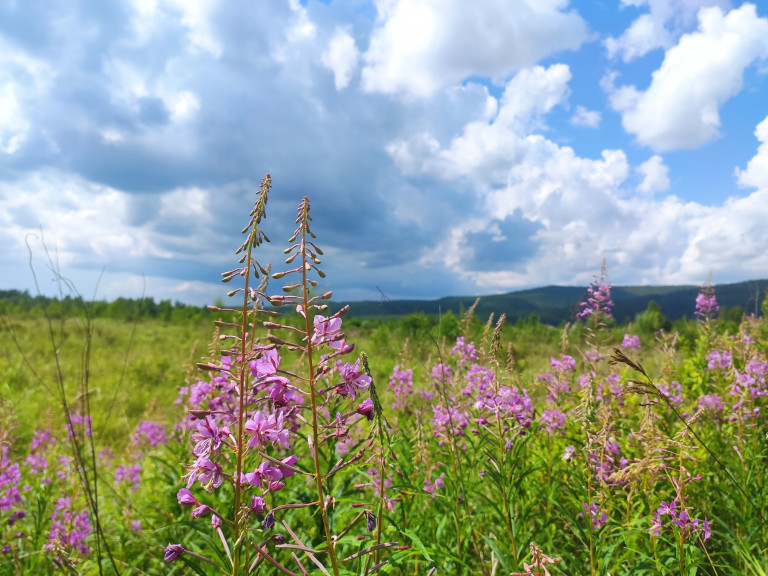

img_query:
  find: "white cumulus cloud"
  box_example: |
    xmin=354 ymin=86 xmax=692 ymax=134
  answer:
xmin=388 ymin=65 xmax=573 ymax=182
xmin=0 ymin=83 xmax=29 ymax=154
xmin=605 ymin=0 xmax=729 ymax=62
xmin=322 ymin=28 xmax=360 ymax=90
xmin=636 ymin=155 xmax=670 ymax=195
xmin=736 ymin=114 xmax=768 ymax=190
xmin=571 ymin=105 xmax=601 ymax=128
xmin=607 ymin=4 xmax=768 ymax=152
xmin=387 ymin=59 xmax=768 ymax=292
xmin=361 ymin=0 xmax=588 ymax=98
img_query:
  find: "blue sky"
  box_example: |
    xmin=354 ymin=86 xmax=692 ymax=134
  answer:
xmin=1 ymin=0 xmax=768 ymax=305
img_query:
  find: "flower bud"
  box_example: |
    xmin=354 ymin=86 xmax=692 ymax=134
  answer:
xmin=364 ymin=510 xmax=377 ymax=532
xmin=250 ymin=496 xmax=267 ymax=515
xmin=191 ymin=504 xmax=211 ymax=518
xmin=177 ymin=488 xmax=197 ymax=508
xmin=263 ymin=511 xmax=275 ymax=530
xmin=268 ymin=480 xmax=285 ymax=492
xmin=211 ymin=515 xmax=221 ymax=529
xmin=164 ymin=544 xmax=185 ymax=563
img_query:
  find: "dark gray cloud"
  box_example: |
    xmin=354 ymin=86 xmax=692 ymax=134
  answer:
xmin=463 ymin=211 xmax=542 ymax=272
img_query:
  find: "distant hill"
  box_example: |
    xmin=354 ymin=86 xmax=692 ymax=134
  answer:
xmin=335 ymin=280 xmax=768 ymax=325
xmin=3 ymin=280 xmax=766 ymax=326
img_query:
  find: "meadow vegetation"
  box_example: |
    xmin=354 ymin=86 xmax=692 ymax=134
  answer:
xmin=2 ymin=177 xmax=768 ymax=575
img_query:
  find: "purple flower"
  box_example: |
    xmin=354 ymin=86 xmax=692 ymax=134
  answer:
xmin=578 ymin=282 xmax=613 ymax=320
xmin=244 ymin=461 xmax=284 ymax=487
xmin=579 ymin=501 xmax=607 ymax=530
xmin=551 ymin=355 xmax=576 ymax=372
xmin=131 ymin=520 xmax=142 ymax=532
xmin=423 ymin=472 xmax=446 ymax=497
xmin=657 ymin=501 xmax=676 ymax=516
xmin=267 ymin=381 xmax=302 ymax=407
xmin=430 ymin=363 xmax=453 ymax=385
xmin=177 ymin=488 xmax=198 ymax=507
xmin=657 ymin=380 xmax=684 ymax=405
xmin=132 ymin=421 xmax=168 ymax=448
xmin=698 ymin=394 xmax=724 ymax=415
xmin=539 ymin=409 xmax=567 ymax=436
xmin=278 ymin=454 xmax=298 ymax=478
xmin=30 ymin=429 xmax=56 ymax=451
xmin=211 ymin=515 xmax=221 ymax=529
xmin=450 ymin=337 xmax=478 ymax=366
xmin=164 ymin=544 xmax=185 ymax=563
xmin=48 ymin=497 xmax=92 ymax=556
xmin=335 ymin=359 xmax=371 ymax=400
xmin=250 ymin=348 xmax=280 ymax=378
xmin=357 ymin=398 xmax=375 ymax=420
xmin=244 ymin=411 xmax=289 ymax=449
xmin=365 ymin=510 xmax=377 ymax=532
xmin=622 ymin=334 xmax=642 ymax=351
xmin=24 ymin=453 xmax=48 ymax=475
xmin=562 ymin=445 xmax=575 ymax=461
xmin=706 ymin=350 xmax=732 ymax=371
xmin=250 ymin=496 xmax=267 ymax=515
xmin=431 ymin=404 xmax=470 ymax=438
xmin=673 ymin=510 xmax=699 ymax=531
xmin=311 ymin=315 xmax=343 ymax=346
xmin=648 ymin=513 xmax=662 ymax=536
xmin=388 ymin=365 xmax=414 ymax=410
xmin=114 ymin=464 xmax=142 ymax=492
xmin=65 ymin=413 xmax=92 ymax=441
xmin=192 ymin=416 xmax=230 ymax=459
xmin=695 ymin=288 xmax=719 ymax=320
xmin=184 ymin=457 xmax=223 ymax=490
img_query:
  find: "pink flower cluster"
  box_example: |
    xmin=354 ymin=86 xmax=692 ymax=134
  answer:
xmin=578 ymin=283 xmax=613 ymax=320
xmin=695 ymin=292 xmax=719 ymax=320
xmin=648 ymin=500 xmax=711 ymax=541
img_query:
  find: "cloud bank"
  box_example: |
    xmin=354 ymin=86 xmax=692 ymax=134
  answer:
xmin=1 ymin=1 xmax=767 ymax=306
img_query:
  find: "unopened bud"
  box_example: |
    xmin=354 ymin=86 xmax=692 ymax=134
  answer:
xmin=341 ymin=343 xmax=355 ymax=354
xmin=364 ymin=510 xmax=377 ymax=532
xmin=177 ymin=489 xmax=197 ymax=508
xmin=191 ymin=504 xmax=211 ymax=518
xmin=263 ymin=511 xmax=275 ymax=530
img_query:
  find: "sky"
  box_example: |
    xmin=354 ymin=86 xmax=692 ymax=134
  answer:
xmin=1 ymin=0 xmax=768 ymax=306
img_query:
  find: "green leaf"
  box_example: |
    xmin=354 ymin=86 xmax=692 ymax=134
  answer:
xmin=481 ymin=535 xmax=511 ymax=574
xmin=179 ymin=555 xmax=210 ymax=576
xmin=400 ymin=528 xmax=434 ymax=563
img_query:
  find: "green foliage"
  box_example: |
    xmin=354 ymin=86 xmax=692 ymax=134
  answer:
xmin=634 ymin=300 xmax=671 ymax=334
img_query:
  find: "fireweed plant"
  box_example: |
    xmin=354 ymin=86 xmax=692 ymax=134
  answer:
xmin=373 ymin=277 xmax=767 ymax=575
xmin=3 ymin=197 xmax=768 ymax=575
xmin=167 ymin=176 xmax=401 ymax=575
